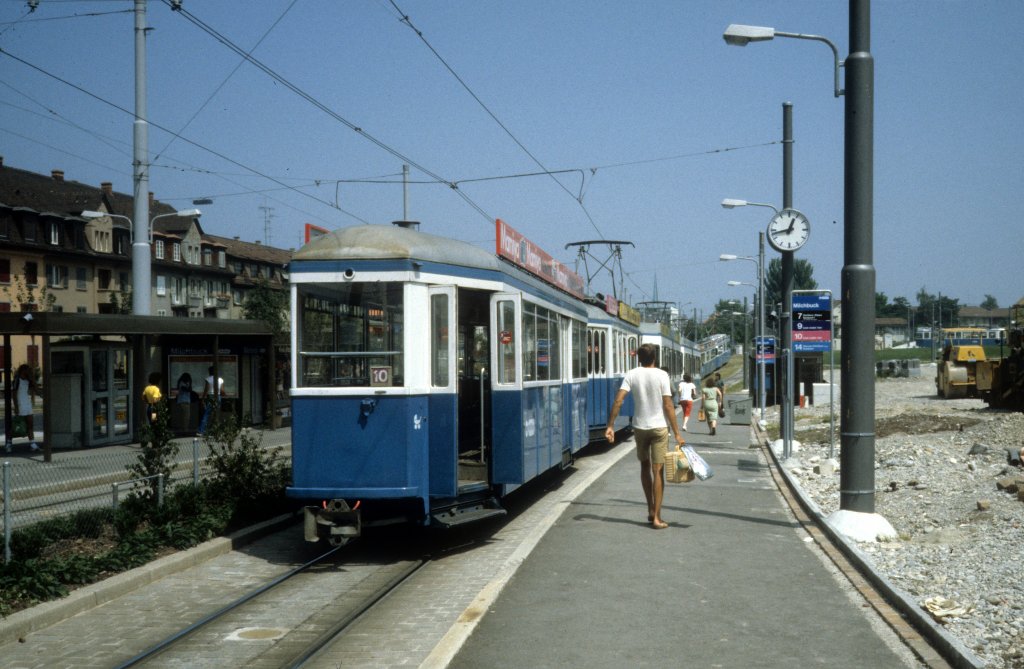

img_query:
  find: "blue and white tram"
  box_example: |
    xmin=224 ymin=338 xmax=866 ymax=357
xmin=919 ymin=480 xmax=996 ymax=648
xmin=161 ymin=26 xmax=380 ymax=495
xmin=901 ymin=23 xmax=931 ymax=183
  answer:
xmin=286 ymin=222 xmax=590 ymax=544
xmin=584 ymin=299 xmax=640 ymax=439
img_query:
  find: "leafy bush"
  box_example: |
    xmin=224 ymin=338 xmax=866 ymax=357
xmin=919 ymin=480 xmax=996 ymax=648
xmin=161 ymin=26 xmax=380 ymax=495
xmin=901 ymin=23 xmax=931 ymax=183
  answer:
xmin=204 ymin=415 xmax=290 ymax=505
xmin=1 ymin=429 xmax=293 ymax=618
xmin=126 ymin=399 xmax=179 ymax=502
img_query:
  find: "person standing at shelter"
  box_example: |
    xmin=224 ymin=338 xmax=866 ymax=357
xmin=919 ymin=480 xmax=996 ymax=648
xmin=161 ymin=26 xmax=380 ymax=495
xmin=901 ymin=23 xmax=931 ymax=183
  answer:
xmin=677 ymin=373 xmax=697 ymax=432
xmin=142 ymin=372 xmax=162 ymax=424
xmin=6 ymin=364 xmax=39 ymax=453
xmin=701 ymin=376 xmax=723 ymax=436
xmin=198 ymin=366 xmax=225 ymax=436
xmin=605 ymin=343 xmax=684 ymax=529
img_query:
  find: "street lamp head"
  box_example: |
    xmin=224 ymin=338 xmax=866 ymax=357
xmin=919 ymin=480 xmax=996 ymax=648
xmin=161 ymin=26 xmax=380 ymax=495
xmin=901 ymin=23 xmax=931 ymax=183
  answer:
xmin=727 ymin=281 xmax=742 ymax=286
xmin=81 ymin=210 xmax=106 ymax=219
xmin=719 ymin=254 xmax=738 ymax=261
xmin=723 ymin=24 xmax=776 ymax=46
xmin=176 ymin=208 xmax=201 ymax=217
xmin=721 ymin=198 xmax=747 ymax=209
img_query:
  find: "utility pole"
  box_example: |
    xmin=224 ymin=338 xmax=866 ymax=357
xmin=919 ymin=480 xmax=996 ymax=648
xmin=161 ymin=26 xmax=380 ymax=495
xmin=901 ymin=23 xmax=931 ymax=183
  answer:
xmin=132 ymin=0 xmax=150 ymax=315
xmin=259 ymin=204 xmax=275 ymax=245
xmin=781 ymin=101 xmax=795 ymax=459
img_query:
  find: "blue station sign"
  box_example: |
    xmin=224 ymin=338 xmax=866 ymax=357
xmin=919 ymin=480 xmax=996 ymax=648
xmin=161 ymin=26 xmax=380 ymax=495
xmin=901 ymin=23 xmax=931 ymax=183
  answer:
xmin=792 ymin=294 xmax=832 ymax=353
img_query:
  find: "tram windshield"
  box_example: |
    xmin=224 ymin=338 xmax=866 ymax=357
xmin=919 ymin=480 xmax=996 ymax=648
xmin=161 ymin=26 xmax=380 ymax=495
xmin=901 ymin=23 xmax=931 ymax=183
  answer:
xmin=297 ymin=282 xmax=404 ymax=387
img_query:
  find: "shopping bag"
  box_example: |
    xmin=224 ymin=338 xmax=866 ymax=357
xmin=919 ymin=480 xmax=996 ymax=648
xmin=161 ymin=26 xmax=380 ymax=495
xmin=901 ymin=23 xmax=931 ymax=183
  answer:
xmin=681 ymin=445 xmax=713 ymax=481
xmin=666 ymin=446 xmax=695 ymax=483
xmin=12 ymin=415 xmax=28 ymax=438
xmin=718 ymin=406 xmax=725 ymax=418
xmin=697 ymin=408 xmax=706 ymax=422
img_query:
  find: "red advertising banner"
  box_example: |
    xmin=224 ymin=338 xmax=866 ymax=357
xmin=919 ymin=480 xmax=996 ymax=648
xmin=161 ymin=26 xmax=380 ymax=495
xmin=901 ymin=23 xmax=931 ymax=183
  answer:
xmin=495 ymin=219 xmax=585 ymax=299
xmin=604 ymin=294 xmax=618 ymax=316
xmin=304 ymin=223 xmax=330 ymax=245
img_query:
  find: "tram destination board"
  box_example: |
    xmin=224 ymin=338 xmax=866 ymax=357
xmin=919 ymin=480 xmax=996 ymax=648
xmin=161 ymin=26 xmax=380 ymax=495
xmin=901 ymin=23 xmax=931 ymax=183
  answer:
xmin=792 ymin=294 xmax=832 ymax=353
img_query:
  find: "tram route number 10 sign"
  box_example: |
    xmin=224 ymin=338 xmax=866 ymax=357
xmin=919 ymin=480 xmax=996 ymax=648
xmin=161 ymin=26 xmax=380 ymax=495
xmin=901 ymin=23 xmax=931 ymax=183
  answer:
xmin=792 ymin=294 xmax=832 ymax=353
xmin=370 ymin=366 xmax=392 ymax=387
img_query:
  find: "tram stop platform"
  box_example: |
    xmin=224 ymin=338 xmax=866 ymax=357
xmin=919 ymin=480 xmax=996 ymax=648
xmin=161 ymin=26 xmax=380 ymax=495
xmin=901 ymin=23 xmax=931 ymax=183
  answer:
xmin=443 ymin=415 xmax=931 ymax=669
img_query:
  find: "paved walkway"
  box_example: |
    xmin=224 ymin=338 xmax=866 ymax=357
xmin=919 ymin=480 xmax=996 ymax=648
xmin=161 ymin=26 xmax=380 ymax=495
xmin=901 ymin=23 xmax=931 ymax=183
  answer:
xmin=444 ymin=407 xmax=924 ymax=668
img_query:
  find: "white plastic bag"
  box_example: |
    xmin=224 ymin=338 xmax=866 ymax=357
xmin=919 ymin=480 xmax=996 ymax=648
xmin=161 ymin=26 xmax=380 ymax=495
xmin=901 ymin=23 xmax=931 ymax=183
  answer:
xmin=681 ymin=445 xmax=713 ymax=481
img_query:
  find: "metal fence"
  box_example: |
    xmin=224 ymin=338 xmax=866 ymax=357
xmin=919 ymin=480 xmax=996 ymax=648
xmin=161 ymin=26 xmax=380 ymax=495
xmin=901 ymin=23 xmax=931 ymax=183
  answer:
xmin=1 ymin=433 xmax=292 ymax=563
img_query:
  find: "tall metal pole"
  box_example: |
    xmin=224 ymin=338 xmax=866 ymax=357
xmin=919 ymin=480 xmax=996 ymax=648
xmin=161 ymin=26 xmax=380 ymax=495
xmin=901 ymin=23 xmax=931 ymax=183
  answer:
xmin=758 ymin=231 xmax=766 ymax=422
xmin=781 ymin=102 xmax=795 ymax=459
xmin=132 ymin=0 xmax=151 ymax=316
xmin=839 ymin=0 xmax=875 ymax=513
xmin=402 ymin=163 xmax=409 ymax=220
xmin=742 ymin=295 xmax=749 ymax=388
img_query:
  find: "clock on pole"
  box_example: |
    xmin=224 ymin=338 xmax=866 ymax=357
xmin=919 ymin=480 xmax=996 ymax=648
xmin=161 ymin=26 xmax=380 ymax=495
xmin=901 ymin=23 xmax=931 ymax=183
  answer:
xmin=767 ymin=208 xmax=810 ymax=252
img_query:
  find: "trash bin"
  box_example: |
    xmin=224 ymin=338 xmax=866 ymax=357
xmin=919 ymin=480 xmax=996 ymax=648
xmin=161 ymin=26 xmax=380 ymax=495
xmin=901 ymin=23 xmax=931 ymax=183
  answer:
xmin=726 ymin=395 xmax=753 ymax=425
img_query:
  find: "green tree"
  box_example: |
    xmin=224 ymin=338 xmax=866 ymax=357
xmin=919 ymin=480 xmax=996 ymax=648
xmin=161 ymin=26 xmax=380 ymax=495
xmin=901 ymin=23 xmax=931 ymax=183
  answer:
xmin=916 ymin=288 xmax=961 ymax=327
xmin=980 ymin=295 xmax=999 ymax=310
xmin=2 ymin=275 xmax=57 ymax=312
xmin=242 ymin=278 xmax=289 ymax=346
xmin=765 ymin=257 xmax=818 ymax=314
xmin=109 ymin=287 xmax=132 ymax=314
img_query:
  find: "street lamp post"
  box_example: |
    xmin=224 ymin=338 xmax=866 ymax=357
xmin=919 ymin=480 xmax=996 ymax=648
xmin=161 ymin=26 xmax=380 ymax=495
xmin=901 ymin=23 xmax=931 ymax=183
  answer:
xmin=721 ymin=228 xmax=769 ymax=424
xmin=722 ymin=4 xmax=892 ymax=541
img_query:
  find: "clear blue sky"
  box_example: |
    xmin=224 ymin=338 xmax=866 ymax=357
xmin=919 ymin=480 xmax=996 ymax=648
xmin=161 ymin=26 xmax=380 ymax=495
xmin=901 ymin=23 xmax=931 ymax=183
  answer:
xmin=2 ymin=1 xmax=1021 ymax=319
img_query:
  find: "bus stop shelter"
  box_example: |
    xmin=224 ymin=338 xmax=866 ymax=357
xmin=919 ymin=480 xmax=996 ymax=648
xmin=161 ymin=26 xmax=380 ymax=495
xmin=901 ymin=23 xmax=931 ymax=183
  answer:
xmin=1 ymin=313 xmax=276 ymax=462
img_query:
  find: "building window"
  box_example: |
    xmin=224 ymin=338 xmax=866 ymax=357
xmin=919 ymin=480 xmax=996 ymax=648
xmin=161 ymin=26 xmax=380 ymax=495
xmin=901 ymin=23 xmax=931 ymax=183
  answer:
xmin=0 ymin=219 xmax=8 ymax=239
xmin=173 ymin=277 xmax=184 ymax=304
xmin=76 ymin=267 xmax=87 ymax=290
xmin=156 ymin=275 xmax=167 ymax=296
xmin=25 ymin=262 xmax=38 ymax=286
xmin=203 ymin=248 xmax=212 ymax=266
xmin=119 ymin=272 xmax=129 ymax=290
xmin=173 ymin=243 xmax=181 ymax=262
xmin=98 ymin=269 xmax=112 ymax=290
xmin=218 ymin=250 xmax=226 ymax=268
xmin=23 ymin=220 xmax=36 ymax=242
xmin=155 ymin=240 xmax=164 ymax=259
xmin=233 ymin=261 xmax=243 ymax=273
xmin=233 ymin=289 xmax=243 ymax=305
xmin=156 ymin=309 xmax=167 ymax=317
xmin=0 ymin=259 xmax=9 ymax=283
xmin=77 ymin=306 xmax=87 ymax=313
xmin=1 ymin=302 xmax=13 ymax=312
xmin=46 ymin=264 xmax=68 ymax=288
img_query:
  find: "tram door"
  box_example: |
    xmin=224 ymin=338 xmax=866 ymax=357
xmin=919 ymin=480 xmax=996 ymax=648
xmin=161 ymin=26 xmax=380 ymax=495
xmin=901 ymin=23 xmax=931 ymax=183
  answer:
xmin=456 ymin=289 xmax=492 ymax=487
xmin=87 ymin=347 xmax=133 ymax=446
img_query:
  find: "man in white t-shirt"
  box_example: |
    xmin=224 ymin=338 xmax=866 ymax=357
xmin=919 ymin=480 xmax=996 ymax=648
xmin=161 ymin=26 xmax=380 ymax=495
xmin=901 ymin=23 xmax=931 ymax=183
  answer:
xmin=605 ymin=343 xmax=684 ymax=529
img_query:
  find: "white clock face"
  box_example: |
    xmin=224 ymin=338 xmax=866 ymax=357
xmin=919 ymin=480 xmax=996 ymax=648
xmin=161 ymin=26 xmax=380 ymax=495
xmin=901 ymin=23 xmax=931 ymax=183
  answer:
xmin=767 ymin=209 xmax=810 ymax=251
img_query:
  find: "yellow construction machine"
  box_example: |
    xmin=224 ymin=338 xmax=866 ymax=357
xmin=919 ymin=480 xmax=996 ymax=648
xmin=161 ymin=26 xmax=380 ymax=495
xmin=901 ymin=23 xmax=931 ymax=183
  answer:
xmin=936 ymin=344 xmax=986 ymax=398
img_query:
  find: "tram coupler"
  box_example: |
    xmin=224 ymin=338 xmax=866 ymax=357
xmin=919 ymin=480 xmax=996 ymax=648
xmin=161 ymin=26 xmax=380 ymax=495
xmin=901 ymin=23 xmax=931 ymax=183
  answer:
xmin=303 ymin=499 xmax=361 ymax=545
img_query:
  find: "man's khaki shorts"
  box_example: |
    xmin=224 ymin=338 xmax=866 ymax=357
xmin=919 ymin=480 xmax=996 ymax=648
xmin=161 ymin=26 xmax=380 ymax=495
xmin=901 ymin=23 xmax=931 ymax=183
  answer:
xmin=634 ymin=427 xmax=668 ymax=464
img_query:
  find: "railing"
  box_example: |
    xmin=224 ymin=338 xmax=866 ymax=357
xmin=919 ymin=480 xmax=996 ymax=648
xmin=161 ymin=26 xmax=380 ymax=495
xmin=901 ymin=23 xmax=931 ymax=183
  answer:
xmin=1 ymin=437 xmax=291 ymax=564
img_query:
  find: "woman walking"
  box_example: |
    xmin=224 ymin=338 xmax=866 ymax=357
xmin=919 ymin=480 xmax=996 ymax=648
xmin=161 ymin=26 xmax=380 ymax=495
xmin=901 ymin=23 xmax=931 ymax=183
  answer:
xmin=701 ymin=376 xmax=724 ymax=436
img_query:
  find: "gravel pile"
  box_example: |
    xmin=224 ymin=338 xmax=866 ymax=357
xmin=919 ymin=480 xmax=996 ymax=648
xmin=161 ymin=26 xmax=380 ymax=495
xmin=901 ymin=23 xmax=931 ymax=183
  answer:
xmin=774 ymin=366 xmax=1024 ymax=669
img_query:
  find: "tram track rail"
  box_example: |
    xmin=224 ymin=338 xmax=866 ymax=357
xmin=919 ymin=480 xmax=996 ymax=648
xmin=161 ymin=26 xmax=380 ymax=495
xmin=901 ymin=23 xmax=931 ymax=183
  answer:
xmin=114 ymin=541 xmax=427 ymax=668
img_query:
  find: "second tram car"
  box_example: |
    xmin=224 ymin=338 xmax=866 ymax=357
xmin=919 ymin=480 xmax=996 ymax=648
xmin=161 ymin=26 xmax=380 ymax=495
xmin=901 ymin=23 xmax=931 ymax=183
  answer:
xmin=584 ymin=298 xmax=641 ymax=440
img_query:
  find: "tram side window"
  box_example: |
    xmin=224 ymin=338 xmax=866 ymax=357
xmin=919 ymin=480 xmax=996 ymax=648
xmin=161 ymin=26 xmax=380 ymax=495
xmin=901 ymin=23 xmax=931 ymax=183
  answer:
xmin=572 ymin=319 xmax=586 ymax=379
xmin=522 ymin=302 xmax=562 ymax=382
xmin=589 ymin=327 xmax=598 ymax=374
xmin=628 ymin=336 xmax=638 ymax=368
xmin=297 ymin=282 xmax=404 ymax=387
xmin=523 ymin=304 xmax=537 ymax=382
xmin=496 ymin=300 xmax=517 ymax=384
xmin=430 ymin=294 xmax=449 ymax=387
